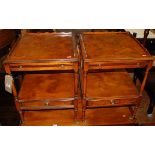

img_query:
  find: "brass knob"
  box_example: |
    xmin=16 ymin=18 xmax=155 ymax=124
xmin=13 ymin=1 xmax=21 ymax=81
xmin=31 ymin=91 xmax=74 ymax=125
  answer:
xmin=137 ymin=63 xmax=140 ymax=67
xmin=60 ymin=64 xmax=64 ymax=68
xmin=18 ymin=65 xmax=22 ymax=69
xmin=111 ymin=100 xmax=115 ymax=105
xmin=98 ymin=64 xmax=102 ymax=68
xmin=45 ymin=102 xmax=49 ymax=106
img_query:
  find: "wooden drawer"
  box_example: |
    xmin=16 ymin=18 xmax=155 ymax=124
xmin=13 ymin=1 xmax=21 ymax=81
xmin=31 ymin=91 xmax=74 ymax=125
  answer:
xmin=86 ymin=97 xmax=141 ymax=107
xmin=87 ymin=61 xmax=150 ymax=70
xmin=20 ymin=100 xmax=74 ymax=110
xmin=9 ymin=63 xmax=75 ymax=71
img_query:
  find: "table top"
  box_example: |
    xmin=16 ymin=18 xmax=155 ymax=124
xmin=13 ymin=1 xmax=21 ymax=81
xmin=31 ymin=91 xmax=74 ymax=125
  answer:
xmin=5 ymin=32 xmax=78 ymax=63
xmin=80 ymin=32 xmax=152 ymax=62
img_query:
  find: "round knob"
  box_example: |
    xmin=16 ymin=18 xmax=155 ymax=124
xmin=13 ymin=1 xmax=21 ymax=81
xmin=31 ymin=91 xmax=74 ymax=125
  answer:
xmin=111 ymin=100 xmax=116 ymax=105
xmin=18 ymin=65 xmax=22 ymax=69
xmin=98 ymin=64 xmax=102 ymax=69
xmin=60 ymin=64 xmax=64 ymax=68
xmin=45 ymin=102 xmax=49 ymax=106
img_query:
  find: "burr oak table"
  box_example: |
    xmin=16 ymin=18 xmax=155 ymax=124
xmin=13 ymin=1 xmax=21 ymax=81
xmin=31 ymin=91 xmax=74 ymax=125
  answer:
xmin=4 ymin=32 xmax=79 ymax=125
xmin=79 ymin=32 xmax=153 ymax=124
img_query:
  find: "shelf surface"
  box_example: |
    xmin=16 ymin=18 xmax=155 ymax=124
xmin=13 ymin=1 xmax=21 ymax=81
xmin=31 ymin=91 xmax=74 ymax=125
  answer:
xmin=86 ymin=70 xmax=139 ymax=99
xmin=22 ymin=109 xmax=76 ymax=126
xmin=84 ymin=107 xmax=136 ymax=125
xmin=22 ymin=107 xmax=135 ymax=126
xmin=6 ymin=33 xmax=77 ymax=62
xmin=18 ymin=73 xmax=75 ymax=101
xmin=81 ymin=32 xmax=152 ymax=61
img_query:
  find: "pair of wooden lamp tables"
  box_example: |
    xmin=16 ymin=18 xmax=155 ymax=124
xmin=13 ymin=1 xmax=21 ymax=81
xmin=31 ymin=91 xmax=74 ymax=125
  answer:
xmin=3 ymin=32 xmax=153 ymax=125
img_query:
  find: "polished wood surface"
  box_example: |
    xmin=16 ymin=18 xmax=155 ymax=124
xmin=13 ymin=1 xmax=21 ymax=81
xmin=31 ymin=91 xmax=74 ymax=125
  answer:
xmin=18 ymin=73 xmax=74 ymax=101
xmin=80 ymin=32 xmax=153 ymax=122
xmin=22 ymin=110 xmax=76 ymax=126
xmin=4 ymin=33 xmax=79 ymax=72
xmin=3 ymin=31 xmax=153 ymax=125
xmin=4 ymin=32 xmax=79 ymax=124
xmin=6 ymin=33 xmax=77 ymax=62
xmin=80 ymin=32 xmax=152 ymax=62
xmin=1 ymin=72 xmax=155 ymax=126
xmin=87 ymin=70 xmax=138 ymax=98
xmin=84 ymin=107 xmax=136 ymax=125
xmin=18 ymin=73 xmax=77 ymax=111
xmin=21 ymin=107 xmax=135 ymax=126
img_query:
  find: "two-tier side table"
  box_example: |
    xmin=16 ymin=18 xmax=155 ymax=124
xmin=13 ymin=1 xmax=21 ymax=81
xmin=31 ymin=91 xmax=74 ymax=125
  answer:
xmin=79 ymin=32 xmax=153 ymax=125
xmin=4 ymin=32 xmax=79 ymax=125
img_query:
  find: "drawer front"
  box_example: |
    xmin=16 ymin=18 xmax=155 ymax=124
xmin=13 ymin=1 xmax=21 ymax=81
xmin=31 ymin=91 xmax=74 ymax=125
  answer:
xmin=20 ymin=100 xmax=74 ymax=110
xmin=87 ymin=97 xmax=141 ymax=107
xmin=9 ymin=63 xmax=74 ymax=71
xmin=87 ymin=61 xmax=149 ymax=70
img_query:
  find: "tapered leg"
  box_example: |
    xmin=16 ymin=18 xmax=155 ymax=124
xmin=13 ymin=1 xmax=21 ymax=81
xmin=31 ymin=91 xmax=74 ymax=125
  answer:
xmin=82 ymin=71 xmax=87 ymax=121
xmin=131 ymin=63 xmax=152 ymax=120
xmin=74 ymin=62 xmax=79 ymax=121
xmin=73 ymin=100 xmax=78 ymax=121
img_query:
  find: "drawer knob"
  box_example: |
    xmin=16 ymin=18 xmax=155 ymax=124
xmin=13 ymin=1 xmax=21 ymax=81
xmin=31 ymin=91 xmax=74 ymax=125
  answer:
xmin=61 ymin=64 xmax=64 ymax=68
xmin=137 ymin=63 xmax=140 ymax=67
xmin=98 ymin=64 xmax=102 ymax=68
xmin=18 ymin=65 xmax=23 ymax=69
xmin=111 ymin=100 xmax=116 ymax=105
xmin=45 ymin=102 xmax=49 ymax=106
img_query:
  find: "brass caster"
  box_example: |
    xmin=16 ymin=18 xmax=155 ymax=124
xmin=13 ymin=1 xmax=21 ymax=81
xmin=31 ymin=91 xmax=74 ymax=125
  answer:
xmin=75 ymin=121 xmax=80 ymax=125
xmin=147 ymin=114 xmax=153 ymax=118
xmin=129 ymin=116 xmax=134 ymax=120
xmin=52 ymin=124 xmax=58 ymax=126
xmin=19 ymin=120 xmax=24 ymax=125
xmin=82 ymin=120 xmax=87 ymax=124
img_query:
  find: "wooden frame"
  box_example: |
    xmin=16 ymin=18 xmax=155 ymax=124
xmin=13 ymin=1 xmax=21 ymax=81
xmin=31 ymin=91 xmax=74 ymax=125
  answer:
xmin=3 ymin=31 xmax=154 ymax=125
xmin=4 ymin=32 xmax=80 ymax=124
xmin=79 ymin=32 xmax=153 ymax=123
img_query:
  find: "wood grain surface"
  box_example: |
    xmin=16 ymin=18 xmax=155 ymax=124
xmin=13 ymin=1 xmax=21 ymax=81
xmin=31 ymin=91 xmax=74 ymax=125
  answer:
xmin=6 ymin=33 xmax=77 ymax=62
xmin=80 ymin=32 xmax=152 ymax=62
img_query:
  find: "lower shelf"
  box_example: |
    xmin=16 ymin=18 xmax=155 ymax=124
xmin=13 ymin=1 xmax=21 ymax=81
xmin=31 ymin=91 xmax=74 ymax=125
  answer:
xmin=22 ymin=107 xmax=136 ymax=126
xmin=87 ymin=70 xmax=139 ymax=98
xmin=86 ymin=70 xmax=140 ymax=106
xmin=17 ymin=73 xmax=76 ymax=110
xmin=22 ymin=109 xmax=76 ymax=126
xmin=18 ymin=73 xmax=75 ymax=101
xmin=84 ymin=107 xmax=136 ymax=126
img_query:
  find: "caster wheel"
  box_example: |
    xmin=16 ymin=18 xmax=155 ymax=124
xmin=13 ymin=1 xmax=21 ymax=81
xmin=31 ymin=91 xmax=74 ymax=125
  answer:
xmin=147 ymin=114 xmax=153 ymax=118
